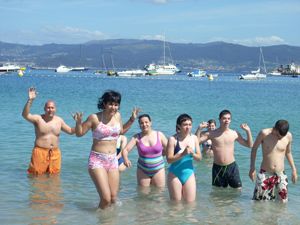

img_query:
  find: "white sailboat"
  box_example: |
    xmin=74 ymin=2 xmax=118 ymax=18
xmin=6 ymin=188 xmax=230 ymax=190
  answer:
xmin=239 ymin=47 xmax=267 ymax=80
xmin=145 ymin=31 xmax=179 ymax=75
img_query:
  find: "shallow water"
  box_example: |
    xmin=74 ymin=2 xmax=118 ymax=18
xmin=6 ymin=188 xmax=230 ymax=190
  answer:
xmin=1 ymin=70 xmax=299 ymax=224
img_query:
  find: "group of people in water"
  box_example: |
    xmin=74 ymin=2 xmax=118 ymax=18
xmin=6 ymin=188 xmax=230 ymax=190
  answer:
xmin=23 ymin=88 xmax=298 ymax=210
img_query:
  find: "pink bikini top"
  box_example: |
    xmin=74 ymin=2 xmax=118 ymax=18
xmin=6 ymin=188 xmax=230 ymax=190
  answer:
xmin=92 ymin=113 xmax=121 ymax=141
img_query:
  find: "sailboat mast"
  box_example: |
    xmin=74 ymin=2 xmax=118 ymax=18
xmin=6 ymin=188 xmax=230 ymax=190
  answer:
xmin=163 ymin=30 xmax=165 ymax=67
xmin=80 ymin=44 xmax=82 ymax=67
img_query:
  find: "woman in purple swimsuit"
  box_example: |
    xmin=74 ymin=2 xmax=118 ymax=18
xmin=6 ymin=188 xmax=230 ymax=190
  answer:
xmin=72 ymin=90 xmax=141 ymax=210
xmin=122 ymin=114 xmax=168 ymax=187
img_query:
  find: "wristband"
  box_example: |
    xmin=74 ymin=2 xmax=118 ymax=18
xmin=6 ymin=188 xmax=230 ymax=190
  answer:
xmin=130 ymin=117 xmax=134 ymax=122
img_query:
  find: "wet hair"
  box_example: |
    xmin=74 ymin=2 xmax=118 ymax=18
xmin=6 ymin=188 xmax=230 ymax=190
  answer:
xmin=219 ymin=110 xmax=231 ymax=119
xmin=97 ymin=90 xmax=121 ymax=111
xmin=176 ymin=114 xmax=192 ymax=131
xmin=275 ymin=120 xmax=289 ymax=136
xmin=138 ymin=114 xmax=151 ymax=123
xmin=208 ymin=119 xmax=216 ymax=125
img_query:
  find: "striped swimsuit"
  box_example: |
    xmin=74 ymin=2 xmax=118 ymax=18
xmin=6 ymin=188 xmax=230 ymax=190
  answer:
xmin=137 ymin=131 xmax=165 ymax=177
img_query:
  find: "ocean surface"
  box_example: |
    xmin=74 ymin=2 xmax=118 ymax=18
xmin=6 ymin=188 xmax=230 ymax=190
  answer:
xmin=1 ymin=70 xmax=299 ymax=224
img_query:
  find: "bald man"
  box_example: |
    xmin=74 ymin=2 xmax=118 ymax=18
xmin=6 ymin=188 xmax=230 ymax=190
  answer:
xmin=22 ymin=87 xmax=75 ymax=174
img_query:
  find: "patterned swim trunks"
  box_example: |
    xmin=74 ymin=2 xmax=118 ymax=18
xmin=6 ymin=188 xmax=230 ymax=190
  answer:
xmin=88 ymin=150 xmax=118 ymax=171
xmin=253 ymin=169 xmax=288 ymax=202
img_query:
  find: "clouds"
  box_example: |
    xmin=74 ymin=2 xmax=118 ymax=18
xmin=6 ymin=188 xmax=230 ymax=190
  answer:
xmin=206 ymin=36 xmax=287 ymax=47
xmin=13 ymin=26 xmax=108 ymax=45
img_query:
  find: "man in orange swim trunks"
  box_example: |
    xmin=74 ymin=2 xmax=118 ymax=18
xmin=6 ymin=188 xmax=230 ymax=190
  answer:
xmin=22 ymin=87 xmax=75 ymax=174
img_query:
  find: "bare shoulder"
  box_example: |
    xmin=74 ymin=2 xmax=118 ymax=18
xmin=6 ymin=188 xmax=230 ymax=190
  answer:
xmin=286 ymin=132 xmax=292 ymax=141
xmin=87 ymin=113 xmax=99 ymax=123
xmin=115 ymin=112 xmax=121 ymax=120
xmin=168 ymin=135 xmax=176 ymax=142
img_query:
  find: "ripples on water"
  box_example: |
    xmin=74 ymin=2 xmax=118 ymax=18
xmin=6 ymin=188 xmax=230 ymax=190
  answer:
xmin=1 ymin=71 xmax=299 ymax=224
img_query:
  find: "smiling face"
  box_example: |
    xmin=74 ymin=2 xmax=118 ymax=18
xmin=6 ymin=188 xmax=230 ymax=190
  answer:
xmin=219 ymin=113 xmax=231 ymax=128
xmin=139 ymin=116 xmax=152 ymax=132
xmin=44 ymin=101 xmax=56 ymax=118
xmin=208 ymin=122 xmax=216 ymax=130
xmin=103 ymin=101 xmax=120 ymax=115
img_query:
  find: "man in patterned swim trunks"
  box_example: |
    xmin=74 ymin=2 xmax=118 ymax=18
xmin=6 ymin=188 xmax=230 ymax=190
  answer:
xmin=249 ymin=120 xmax=298 ymax=202
xmin=22 ymin=87 xmax=75 ymax=174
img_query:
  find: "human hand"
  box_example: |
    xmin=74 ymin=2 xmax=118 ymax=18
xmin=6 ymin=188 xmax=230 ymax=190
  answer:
xmin=131 ymin=106 xmax=142 ymax=121
xmin=70 ymin=111 xmax=83 ymax=123
xmin=124 ymin=159 xmax=132 ymax=169
xmin=292 ymin=171 xmax=298 ymax=185
xmin=249 ymin=169 xmax=256 ymax=182
xmin=28 ymin=87 xmax=38 ymax=100
xmin=240 ymin=124 xmax=250 ymax=131
xmin=199 ymin=122 xmax=209 ymax=129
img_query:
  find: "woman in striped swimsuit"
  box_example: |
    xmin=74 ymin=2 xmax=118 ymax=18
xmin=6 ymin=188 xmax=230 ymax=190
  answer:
xmin=122 ymin=114 xmax=168 ymax=187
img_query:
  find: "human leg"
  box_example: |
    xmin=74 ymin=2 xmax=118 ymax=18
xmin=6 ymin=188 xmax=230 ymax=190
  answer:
xmin=107 ymin=168 xmax=119 ymax=204
xmin=182 ymin=173 xmax=196 ymax=202
xmin=137 ymin=167 xmax=151 ymax=186
xmin=167 ymin=172 xmax=183 ymax=201
xmin=89 ymin=168 xmax=111 ymax=209
xmin=151 ymin=168 xmax=166 ymax=187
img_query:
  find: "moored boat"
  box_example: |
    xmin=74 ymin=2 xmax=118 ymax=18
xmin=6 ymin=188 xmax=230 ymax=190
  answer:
xmin=71 ymin=67 xmax=89 ymax=72
xmin=0 ymin=63 xmax=20 ymax=73
xmin=54 ymin=65 xmax=72 ymax=72
xmin=187 ymin=69 xmax=207 ymax=77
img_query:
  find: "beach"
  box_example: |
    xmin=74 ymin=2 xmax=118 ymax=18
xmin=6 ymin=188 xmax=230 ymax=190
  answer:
xmin=0 ymin=70 xmax=299 ymax=224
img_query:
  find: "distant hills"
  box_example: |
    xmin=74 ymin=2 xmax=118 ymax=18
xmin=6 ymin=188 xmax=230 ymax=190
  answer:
xmin=1 ymin=39 xmax=300 ymax=72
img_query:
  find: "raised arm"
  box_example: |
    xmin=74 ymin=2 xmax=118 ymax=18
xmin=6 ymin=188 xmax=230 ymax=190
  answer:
xmin=122 ymin=106 xmax=142 ymax=135
xmin=71 ymin=111 xmax=93 ymax=137
xmin=198 ymin=131 xmax=210 ymax=145
xmin=22 ymin=87 xmax=39 ymax=124
xmin=195 ymin=122 xmax=208 ymax=142
xmin=236 ymin=124 xmax=253 ymax=148
xmin=285 ymin=133 xmax=297 ymax=185
xmin=122 ymin=135 xmax=138 ymax=169
xmin=61 ymin=118 xmax=76 ymax=135
xmin=249 ymin=130 xmax=265 ymax=182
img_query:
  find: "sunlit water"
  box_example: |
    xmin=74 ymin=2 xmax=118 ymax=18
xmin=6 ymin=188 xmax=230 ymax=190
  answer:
xmin=1 ymin=70 xmax=299 ymax=224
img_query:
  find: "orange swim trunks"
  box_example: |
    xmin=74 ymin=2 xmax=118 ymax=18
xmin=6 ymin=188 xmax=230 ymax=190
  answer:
xmin=27 ymin=147 xmax=61 ymax=174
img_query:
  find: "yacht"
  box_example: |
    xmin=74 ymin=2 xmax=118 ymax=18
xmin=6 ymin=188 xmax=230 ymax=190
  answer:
xmin=55 ymin=65 xmax=72 ymax=72
xmin=0 ymin=63 xmax=20 ymax=73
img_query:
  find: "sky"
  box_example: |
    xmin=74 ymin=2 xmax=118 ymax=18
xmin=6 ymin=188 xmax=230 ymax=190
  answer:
xmin=1 ymin=0 xmax=300 ymax=47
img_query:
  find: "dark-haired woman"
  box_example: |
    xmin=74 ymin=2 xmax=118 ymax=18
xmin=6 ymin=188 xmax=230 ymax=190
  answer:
xmin=166 ymin=114 xmax=202 ymax=202
xmin=72 ymin=90 xmax=141 ymax=210
xmin=122 ymin=114 xmax=168 ymax=187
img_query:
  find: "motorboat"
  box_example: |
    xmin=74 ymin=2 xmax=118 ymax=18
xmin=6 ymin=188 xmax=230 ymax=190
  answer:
xmin=117 ymin=69 xmax=145 ymax=77
xmin=156 ymin=64 xmax=176 ymax=75
xmin=268 ymin=70 xmax=281 ymax=76
xmin=54 ymin=65 xmax=72 ymax=72
xmin=0 ymin=63 xmax=20 ymax=73
xmin=187 ymin=69 xmax=207 ymax=77
xmin=238 ymin=74 xmax=257 ymax=80
xmin=71 ymin=67 xmax=89 ymax=72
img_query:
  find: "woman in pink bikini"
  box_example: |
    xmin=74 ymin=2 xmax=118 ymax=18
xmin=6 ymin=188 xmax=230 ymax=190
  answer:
xmin=122 ymin=114 xmax=168 ymax=187
xmin=72 ymin=90 xmax=141 ymax=210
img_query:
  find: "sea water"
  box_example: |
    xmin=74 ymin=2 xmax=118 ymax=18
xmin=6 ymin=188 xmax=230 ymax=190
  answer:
xmin=0 ymin=70 xmax=299 ymax=224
